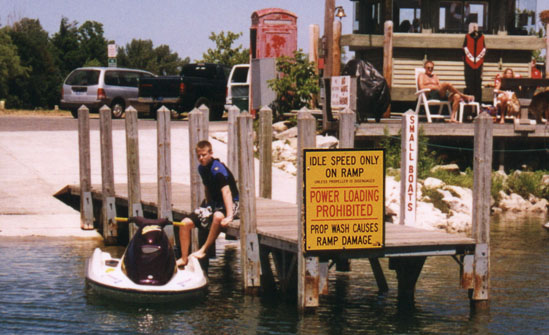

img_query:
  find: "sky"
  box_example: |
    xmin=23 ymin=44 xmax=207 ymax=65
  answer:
xmin=0 ymin=0 xmax=355 ymax=61
xmin=1 ymin=0 xmax=548 ymax=63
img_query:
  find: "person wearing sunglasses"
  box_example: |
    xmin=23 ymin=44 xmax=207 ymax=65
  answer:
xmin=418 ymin=60 xmax=474 ymax=123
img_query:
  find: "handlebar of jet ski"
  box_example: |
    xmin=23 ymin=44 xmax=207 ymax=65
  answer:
xmin=115 ymin=216 xmax=189 ymax=227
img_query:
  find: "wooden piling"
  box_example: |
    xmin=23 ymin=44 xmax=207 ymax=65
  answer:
xmin=99 ymin=105 xmax=117 ymax=244
xmin=156 ymin=106 xmax=173 ymax=222
xmin=259 ymin=106 xmax=272 ymax=199
xmin=227 ymin=105 xmax=240 ymax=180
xmin=471 ymin=112 xmax=492 ymax=305
xmin=383 ymin=20 xmax=393 ymax=117
xmin=338 ymin=107 xmax=355 ymax=148
xmin=188 ymin=107 xmax=207 ymax=252
xmin=125 ymin=106 xmax=143 ymax=239
xmin=77 ymin=105 xmax=94 ymax=230
xmin=297 ymin=107 xmax=319 ymax=310
xmin=198 ymin=104 xmax=210 ymax=139
xmin=237 ymin=112 xmax=261 ymax=293
xmin=333 ymin=20 xmax=342 ymax=76
xmin=188 ymin=108 xmax=206 ymax=210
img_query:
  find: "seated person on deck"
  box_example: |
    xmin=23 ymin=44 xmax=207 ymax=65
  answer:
xmin=176 ymin=140 xmax=239 ymax=267
xmin=493 ymin=68 xmax=520 ymax=124
xmin=418 ymin=60 xmax=474 ymax=123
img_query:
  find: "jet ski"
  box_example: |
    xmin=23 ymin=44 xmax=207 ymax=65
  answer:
xmin=85 ymin=216 xmax=207 ymax=303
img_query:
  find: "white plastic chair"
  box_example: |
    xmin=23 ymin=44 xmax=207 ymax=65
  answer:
xmin=414 ymin=68 xmax=451 ymax=123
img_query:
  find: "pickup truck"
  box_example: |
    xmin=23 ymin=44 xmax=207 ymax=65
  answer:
xmin=138 ymin=63 xmax=230 ymax=120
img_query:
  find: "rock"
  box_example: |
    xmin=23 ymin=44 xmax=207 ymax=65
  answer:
xmin=529 ymin=198 xmax=548 ymax=213
xmin=316 ymin=135 xmax=339 ymax=149
xmin=430 ymin=164 xmax=460 ymax=174
xmin=275 ymin=127 xmax=298 ymax=140
xmin=272 ymin=121 xmax=289 ymax=133
xmin=542 ymin=174 xmax=549 ymax=186
xmin=272 ymin=140 xmax=296 ymax=163
xmin=446 ymin=211 xmax=471 ymax=233
xmin=424 ymin=177 xmax=445 ymax=189
xmin=499 ymin=193 xmax=532 ymax=212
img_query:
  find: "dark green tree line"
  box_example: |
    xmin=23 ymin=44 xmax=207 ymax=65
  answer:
xmin=0 ymin=17 xmax=190 ymax=109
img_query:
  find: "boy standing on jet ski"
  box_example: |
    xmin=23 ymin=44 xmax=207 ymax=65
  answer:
xmin=176 ymin=140 xmax=239 ymax=267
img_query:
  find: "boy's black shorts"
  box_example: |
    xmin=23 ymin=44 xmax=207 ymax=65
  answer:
xmin=188 ymin=201 xmax=240 ymax=230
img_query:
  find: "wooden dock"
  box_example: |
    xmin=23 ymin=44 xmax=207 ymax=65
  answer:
xmin=64 ymin=105 xmax=493 ymax=311
xmin=55 ymin=182 xmax=476 ymax=257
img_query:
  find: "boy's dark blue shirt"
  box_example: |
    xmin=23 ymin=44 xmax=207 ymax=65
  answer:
xmin=198 ymin=158 xmax=239 ymax=209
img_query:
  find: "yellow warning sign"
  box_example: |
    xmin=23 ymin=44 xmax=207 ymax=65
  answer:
xmin=303 ymin=149 xmax=385 ymax=252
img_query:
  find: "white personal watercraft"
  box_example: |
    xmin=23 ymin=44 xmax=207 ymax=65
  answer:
xmin=86 ymin=217 xmax=207 ymax=303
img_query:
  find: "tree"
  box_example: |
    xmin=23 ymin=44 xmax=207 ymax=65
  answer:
xmin=117 ymin=39 xmax=189 ymax=75
xmin=200 ymin=31 xmax=249 ymax=67
xmin=8 ymin=18 xmax=60 ymax=108
xmin=51 ymin=17 xmax=82 ymax=78
xmin=0 ymin=27 xmax=29 ymax=106
xmin=267 ymin=50 xmax=319 ymax=119
xmin=78 ymin=21 xmax=107 ymax=66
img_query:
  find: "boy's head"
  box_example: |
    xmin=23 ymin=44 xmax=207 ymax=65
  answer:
xmin=196 ymin=140 xmax=213 ymax=166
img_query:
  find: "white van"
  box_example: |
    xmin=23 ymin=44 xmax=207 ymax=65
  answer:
xmin=60 ymin=67 xmax=155 ymax=118
xmin=225 ymin=64 xmax=250 ymax=111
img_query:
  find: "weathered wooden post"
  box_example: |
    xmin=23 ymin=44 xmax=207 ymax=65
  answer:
xmin=237 ymin=111 xmax=261 ymax=293
xmin=227 ymin=105 xmax=240 ymax=180
xmin=383 ymin=20 xmax=393 ymax=117
xmin=78 ymin=105 xmax=94 ymax=230
xmin=156 ymin=106 xmax=173 ymax=241
xmin=333 ymin=19 xmax=342 ymax=76
xmin=198 ymin=104 xmax=210 ymax=140
xmin=125 ymin=106 xmax=143 ymax=239
xmin=338 ymin=107 xmax=355 ymax=148
xmin=471 ymin=111 xmax=493 ymax=308
xmin=297 ymin=107 xmax=319 ymax=310
xmin=188 ymin=107 xmax=207 ymax=252
xmin=259 ymin=106 xmax=272 ymax=199
xmin=99 ymin=105 xmax=117 ymax=244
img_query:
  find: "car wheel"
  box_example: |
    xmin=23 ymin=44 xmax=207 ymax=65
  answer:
xmin=111 ymin=101 xmax=125 ymax=119
xmin=70 ymin=109 xmax=78 ymax=119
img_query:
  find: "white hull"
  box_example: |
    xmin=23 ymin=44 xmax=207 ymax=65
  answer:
xmin=85 ymin=248 xmax=207 ymax=303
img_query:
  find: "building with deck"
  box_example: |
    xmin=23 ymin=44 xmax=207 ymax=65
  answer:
xmin=342 ymin=0 xmax=546 ymax=103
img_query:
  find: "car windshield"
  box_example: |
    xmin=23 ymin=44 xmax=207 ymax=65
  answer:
xmin=231 ymin=67 xmax=249 ymax=83
xmin=65 ymin=70 xmax=100 ymax=86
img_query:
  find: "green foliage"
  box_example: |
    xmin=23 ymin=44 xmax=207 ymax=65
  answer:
xmin=77 ymin=21 xmax=107 ymax=66
xmin=421 ymin=187 xmax=450 ymax=214
xmin=379 ymin=128 xmax=441 ymax=179
xmin=50 ymin=17 xmax=82 ymax=78
xmin=0 ymin=27 xmax=29 ymax=105
xmin=267 ymin=50 xmax=319 ymax=119
xmin=117 ymin=39 xmax=189 ymax=75
xmin=504 ymin=170 xmax=549 ymax=199
xmin=7 ymin=18 xmax=60 ymax=109
xmin=199 ymin=31 xmax=249 ymax=67
xmin=431 ymin=168 xmax=473 ymax=189
xmin=379 ymin=127 xmax=401 ymax=169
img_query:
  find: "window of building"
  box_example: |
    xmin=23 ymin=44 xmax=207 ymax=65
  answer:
xmin=439 ymin=1 xmax=488 ymax=33
xmin=513 ymin=0 xmax=537 ymax=35
xmin=393 ymin=0 xmax=421 ymax=32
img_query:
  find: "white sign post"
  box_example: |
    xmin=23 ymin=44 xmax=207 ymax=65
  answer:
xmin=108 ymin=43 xmax=117 ymax=68
xmin=400 ymin=110 xmax=418 ymax=226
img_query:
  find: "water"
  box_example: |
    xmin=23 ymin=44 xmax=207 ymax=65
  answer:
xmin=1 ymin=215 xmax=548 ymax=335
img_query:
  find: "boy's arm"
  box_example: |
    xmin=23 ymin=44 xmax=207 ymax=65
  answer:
xmin=220 ymin=185 xmax=234 ymax=224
